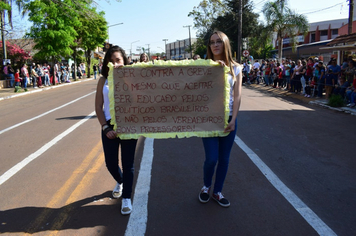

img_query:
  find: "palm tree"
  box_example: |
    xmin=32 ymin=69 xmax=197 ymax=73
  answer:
xmin=262 ymin=0 xmax=308 ymax=59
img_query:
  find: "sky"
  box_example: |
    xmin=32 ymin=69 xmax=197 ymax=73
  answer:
xmin=10 ymin=0 xmax=350 ymax=55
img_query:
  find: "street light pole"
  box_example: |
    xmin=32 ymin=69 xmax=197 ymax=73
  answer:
xmin=183 ymin=25 xmax=192 ymax=59
xmin=108 ymin=23 xmax=123 ymax=43
xmin=162 ymin=39 xmax=168 ymax=59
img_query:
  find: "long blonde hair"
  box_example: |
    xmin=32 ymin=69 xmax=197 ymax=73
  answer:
xmin=206 ymin=31 xmax=239 ymax=79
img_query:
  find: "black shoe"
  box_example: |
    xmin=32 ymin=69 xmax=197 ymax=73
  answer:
xmin=199 ymin=186 xmax=210 ymax=203
xmin=212 ymin=192 xmax=230 ymax=207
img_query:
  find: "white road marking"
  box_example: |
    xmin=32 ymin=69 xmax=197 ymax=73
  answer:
xmin=0 ymin=91 xmax=96 ymax=135
xmin=125 ymin=138 xmax=154 ymax=236
xmin=0 ymin=111 xmax=96 ymax=186
xmin=234 ymin=135 xmax=337 ymax=236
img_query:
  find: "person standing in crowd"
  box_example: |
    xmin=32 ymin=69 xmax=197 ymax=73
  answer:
xmin=346 ymin=75 xmax=356 ymax=107
xmin=264 ymin=62 xmax=271 ymax=86
xmin=327 ymin=58 xmax=341 ymax=85
xmin=3 ymin=63 xmax=9 ymax=86
xmin=21 ymin=64 xmax=29 ymax=91
xmin=284 ymin=60 xmax=291 ymax=91
xmin=54 ymin=62 xmax=60 ymax=84
xmin=93 ymin=64 xmax=98 ymax=80
xmin=95 ymin=45 xmax=137 ymax=215
xmin=291 ymin=60 xmax=305 ymax=94
xmin=99 ymin=63 xmax=102 ymax=75
xmin=80 ymin=63 xmax=86 ymax=76
xmin=14 ymin=69 xmax=20 ymax=91
xmin=273 ymin=62 xmax=283 ymax=88
xmin=193 ymin=54 xmax=201 ymax=60
xmin=35 ymin=64 xmax=43 ymax=88
xmin=4 ymin=63 xmax=15 ymax=88
xmin=316 ymin=61 xmax=326 ymax=98
xmin=260 ymin=59 xmax=266 ymax=85
xmin=344 ymin=60 xmax=356 ymax=88
xmin=139 ymin=53 xmax=149 ymax=62
xmin=325 ymin=67 xmax=335 ymax=99
xmin=77 ymin=65 xmax=83 ymax=79
xmin=42 ymin=63 xmax=50 ymax=86
xmin=30 ymin=63 xmax=38 ymax=88
xmin=199 ymin=31 xmax=242 ymax=207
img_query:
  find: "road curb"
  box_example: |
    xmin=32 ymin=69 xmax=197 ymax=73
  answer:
xmin=245 ymin=83 xmax=356 ymax=117
xmin=0 ymin=78 xmax=94 ymax=102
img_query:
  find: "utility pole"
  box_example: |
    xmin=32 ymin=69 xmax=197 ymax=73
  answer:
xmin=349 ymin=0 xmax=354 ymax=34
xmin=163 ymin=39 xmax=168 ymax=59
xmin=183 ymin=25 xmax=192 ymax=59
xmin=1 ymin=11 xmax=7 ymax=63
xmin=237 ymin=0 xmax=242 ymax=63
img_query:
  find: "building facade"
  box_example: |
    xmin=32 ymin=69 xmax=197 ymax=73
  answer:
xmin=272 ymin=17 xmax=355 ymax=63
xmin=165 ymin=38 xmax=197 ymax=60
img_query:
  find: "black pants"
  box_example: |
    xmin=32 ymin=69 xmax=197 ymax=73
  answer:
xmin=101 ymin=123 xmax=137 ymax=199
xmin=291 ymin=76 xmax=301 ymax=93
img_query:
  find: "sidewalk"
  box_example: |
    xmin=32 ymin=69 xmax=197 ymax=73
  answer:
xmin=0 ymin=77 xmax=94 ymax=101
xmin=244 ymin=83 xmax=356 ymax=116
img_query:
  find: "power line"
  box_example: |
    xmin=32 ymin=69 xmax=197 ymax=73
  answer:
xmin=300 ymin=3 xmax=343 ymax=15
xmin=253 ymin=0 xmax=268 ymax=7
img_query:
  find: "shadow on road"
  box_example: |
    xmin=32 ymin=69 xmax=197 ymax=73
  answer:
xmin=56 ymin=115 xmax=98 ymax=120
xmin=0 ymin=191 xmax=127 ymax=235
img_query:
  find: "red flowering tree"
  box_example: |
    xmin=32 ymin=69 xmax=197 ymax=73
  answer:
xmin=0 ymin=41 xmax=32 ymax=67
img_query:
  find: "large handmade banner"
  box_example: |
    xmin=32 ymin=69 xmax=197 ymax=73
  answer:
xmin=108 ymin=59 xmax=230 ymax=139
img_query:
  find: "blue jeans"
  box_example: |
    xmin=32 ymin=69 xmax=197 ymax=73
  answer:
xmin=346 ymin=90 xmax=356 ymax=103
xmin=317 ymin=79 xmax=324 ymax=97
xmin=269 ymin=75 xmax=273 ymax=85
xmin=94 ymin=71 xmax=97 ymax=80
xmin=57 ymin=72 xmax=62 ymax=83
xmin=44 ymin=74 xmax=50 ymax=86
xmin=101 ymin=123 xmax=137 ymax=199
xmin=264 ymin=75 xmax=269 ymax=85
xmin=202 ymin=117 xmax=237 ymax=193
xmin=285 ymin=76 xmax=290 ymax=88
xmin=9 ymin=74 xmax=14 ymax=87
xmin=301 ymin=76 xmax=306 ymax=94
xmin=22 ymin=77 xmax=28 ymax=89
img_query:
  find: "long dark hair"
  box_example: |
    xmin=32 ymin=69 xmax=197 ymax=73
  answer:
xmin=101 ymin=45 xmax=128 ymax=78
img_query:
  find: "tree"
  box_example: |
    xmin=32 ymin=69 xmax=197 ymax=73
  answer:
xmin=262 ymin=0 xmax=308 ymax=59
xmin=191 ymin=38 xmax=207 ymax=58
xmin=79 ymin=8 xmax=108 ymax=78
xmin=0 ymin=40 xmax=31 ymax=66
xmin=25 ymin=0 xmax=81 ymax=84
xmin=189 ymin=0 xmax=260 ymax=59
xmin=188 ymin=0 xmax=226 ymax=37
xmin=247 ymin=24 xmax=274 ymax=59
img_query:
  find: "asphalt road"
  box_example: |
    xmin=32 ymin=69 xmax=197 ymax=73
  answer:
xmin=0 ymin=79 xmax=355 ymax=236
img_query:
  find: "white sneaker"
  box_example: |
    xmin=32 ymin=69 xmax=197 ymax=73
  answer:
xmin=112 ymin=183 xmax=122 ymax=199
xmin=121 ymin=198 xmax=132 ymax=215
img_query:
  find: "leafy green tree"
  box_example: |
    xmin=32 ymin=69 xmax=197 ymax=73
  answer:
xmin=262 ymin=0 xmax=308 ymax=59
xmin=248 ymin=24 xmax=274 ymax=59
xmin=189 ymin=0 xmax=260 ymax=58
xmin=25 ymin=0 xmax=81 ymax=84
xmin=79 ymin=8 xmax=108 ymax=78
xmin=188 ymin=0 xmax=226 ymax=37
xmin=191 ymin=38 xmax=207 ymax=58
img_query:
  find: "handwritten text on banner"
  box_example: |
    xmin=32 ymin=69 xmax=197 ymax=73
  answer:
xmin=108 ymin=60 xmax=230 ymax=139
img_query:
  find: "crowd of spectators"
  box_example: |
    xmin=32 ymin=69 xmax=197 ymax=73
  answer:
xmin=2 ymin=62 xmax=103 ymax=92
xmin=242 ymin=56 xmax=356 ymax=107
